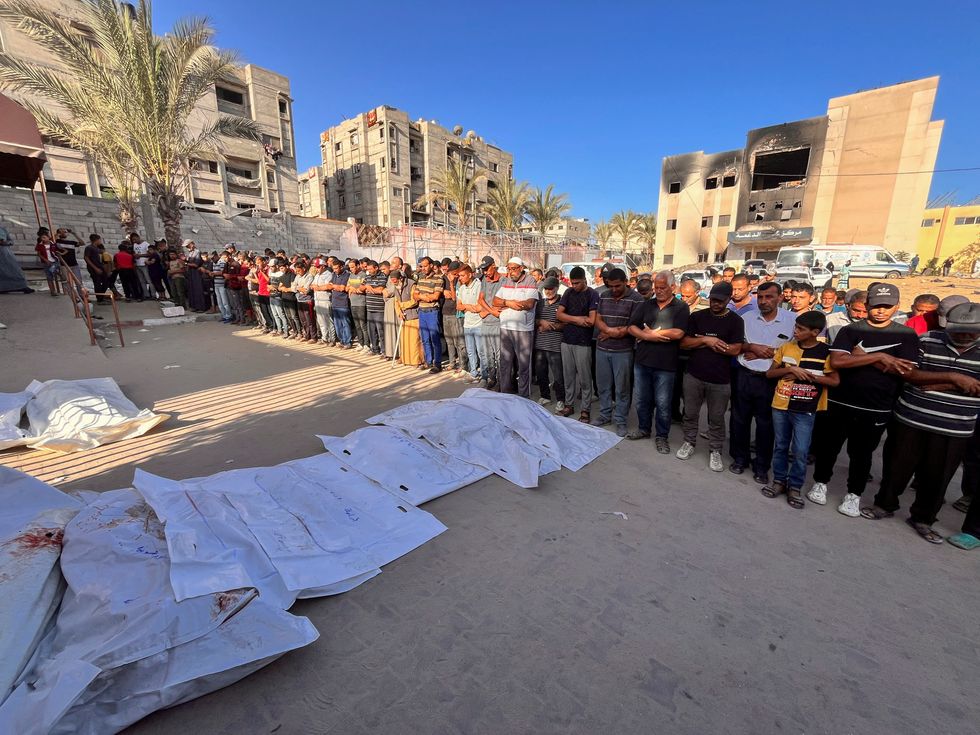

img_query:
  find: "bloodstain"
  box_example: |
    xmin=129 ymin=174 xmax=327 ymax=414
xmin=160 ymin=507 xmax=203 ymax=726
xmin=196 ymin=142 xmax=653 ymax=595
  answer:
xmin=211 ymin=590 xmax=242 ymax=618
xmin=4 ymin=528 xmax=65 ymax=556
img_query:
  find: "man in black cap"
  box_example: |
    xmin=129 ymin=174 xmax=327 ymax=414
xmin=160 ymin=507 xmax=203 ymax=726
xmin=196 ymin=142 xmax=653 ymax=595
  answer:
xmin=861 ymin=302 xmax=980 ymax=544
xmin=676 ymin=281 xmax=744 ymax=470
xmin=808 ymin=282 xmax=919 ymax=517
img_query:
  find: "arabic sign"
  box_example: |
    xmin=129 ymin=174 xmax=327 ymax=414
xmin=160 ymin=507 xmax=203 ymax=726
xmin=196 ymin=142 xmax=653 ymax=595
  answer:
xmin=727 ymin=227 xmax=813 ymax=243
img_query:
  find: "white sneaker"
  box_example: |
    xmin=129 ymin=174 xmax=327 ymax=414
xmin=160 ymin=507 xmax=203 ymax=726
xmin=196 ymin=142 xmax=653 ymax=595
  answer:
xmin=709 ymin=451 xmax=723 ymax=472
xmin=537 ymin=397 xmax=551 ymax=406
xmin=807 ymin=482 xmax=828 ymax=505
xmin=676 ymin=442 xmax=695 ymax=460
xmin=554 ymin=400 xmax=566 ymax=412
xmin=837 ymin=492 xmax=861 ymax=517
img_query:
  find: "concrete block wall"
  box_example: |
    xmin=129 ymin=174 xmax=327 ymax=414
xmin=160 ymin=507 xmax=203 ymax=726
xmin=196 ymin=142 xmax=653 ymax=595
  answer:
xmin=1 ymin=188 xmax=357 ymax=266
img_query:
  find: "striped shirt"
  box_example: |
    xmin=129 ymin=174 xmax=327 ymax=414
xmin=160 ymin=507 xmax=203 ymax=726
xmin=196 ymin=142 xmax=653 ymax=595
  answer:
xmin=415 ymin=273 xmax=446 ymax=310
xmin=363 ymin=272 xmax=388 ymax=312
xmin=497 ymin=272 xmax=539 ymax=332
xmin=596 ymin=288 xmax=644 ymax=352
xmin=894 ymin=331 xmax=980 ymax=437
xmin=535 ymin=296 xmax=563 ymax=351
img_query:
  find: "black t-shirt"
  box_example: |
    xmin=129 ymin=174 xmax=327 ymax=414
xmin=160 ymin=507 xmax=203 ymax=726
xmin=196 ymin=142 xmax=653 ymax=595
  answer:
xmin=558 ymin=287 xmax=599 ymax=346
xmin=685 ymin=309 xmax=745 ymax=384
xmin=279 ymin=270 xmax=297 ymax=302
xmin=828 ymin=320 xmax=919 ymax=413
xmin=629 ymin=298 xmax=690 ymax=370
xmin=56 ymin=238 xmax=79 ymax=266
xmin=83 ymin=244 xmax=101 ymax=272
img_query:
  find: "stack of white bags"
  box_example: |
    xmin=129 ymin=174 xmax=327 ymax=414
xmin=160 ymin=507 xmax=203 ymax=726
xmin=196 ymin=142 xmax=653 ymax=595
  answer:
xmin=0 ymin=389 xmax=620 ymax=733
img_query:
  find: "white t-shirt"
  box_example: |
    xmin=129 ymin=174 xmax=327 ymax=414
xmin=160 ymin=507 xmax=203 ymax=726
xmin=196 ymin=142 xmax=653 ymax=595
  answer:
xmin=496 ymin=272 xmax=539 ymax=332
xmin=133 ymin=241 xmax=150 ymax=267
xmin=455 ymin=279 xmax=483 ymax=329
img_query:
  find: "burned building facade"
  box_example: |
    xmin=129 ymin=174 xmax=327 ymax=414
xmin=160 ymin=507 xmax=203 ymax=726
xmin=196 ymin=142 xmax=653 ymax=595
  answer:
xmin=655 ymin=77 xmax=943 ymax=266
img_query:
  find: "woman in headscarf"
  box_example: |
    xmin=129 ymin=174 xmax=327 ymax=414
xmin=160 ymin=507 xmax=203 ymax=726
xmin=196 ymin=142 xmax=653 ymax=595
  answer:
xmin=183 ymin=239 xmax=208 ymax=312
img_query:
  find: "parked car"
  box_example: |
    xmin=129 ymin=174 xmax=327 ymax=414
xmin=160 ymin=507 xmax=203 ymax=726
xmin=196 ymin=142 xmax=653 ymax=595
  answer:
xmin=676 ymin=269 xmax=712 ymax=290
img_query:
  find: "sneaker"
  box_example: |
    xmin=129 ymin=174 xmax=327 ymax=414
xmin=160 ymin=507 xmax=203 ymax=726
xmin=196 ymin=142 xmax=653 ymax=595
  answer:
xmin=555 ymin=401 xmax=566 ymax=412
xmin=675 ymin=442 xmax=695 ymax=460
xmin=837 ymin=492 xmax=861 ymax=518
xmin=709 ymin=451 xmax=723 ymax=472
xmin=655 ymin=437 xmax=670 ymax=454
xmin=590 ymin=416 xmax=612 ymax=427
xmin=626 ymin=430 xmax=651 ymax=440
xmin=537 ymin=397 xmax=551 ymax=406
xmin=615 ymin=424 xmax=628 ymax=438
xmin=806 ymin=482 xmax=828 ymax=505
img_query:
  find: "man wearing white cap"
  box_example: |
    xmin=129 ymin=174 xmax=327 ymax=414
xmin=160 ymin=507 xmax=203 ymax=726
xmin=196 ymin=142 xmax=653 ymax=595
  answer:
xmin=493 ymin=256 xmax=539 ymax=397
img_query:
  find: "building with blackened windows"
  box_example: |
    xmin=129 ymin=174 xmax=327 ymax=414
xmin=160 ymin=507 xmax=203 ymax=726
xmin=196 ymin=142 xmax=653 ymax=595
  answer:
xmin=655 ymin=77 xmax=943 ymax=266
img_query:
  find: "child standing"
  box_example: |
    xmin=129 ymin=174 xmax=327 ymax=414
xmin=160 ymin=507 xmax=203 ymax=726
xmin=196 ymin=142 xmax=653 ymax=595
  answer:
xmin=763 ymin=311 xmax=839 ymax=509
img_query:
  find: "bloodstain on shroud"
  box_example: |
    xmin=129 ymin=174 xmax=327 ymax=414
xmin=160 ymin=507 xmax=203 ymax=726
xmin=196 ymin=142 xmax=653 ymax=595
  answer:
xmin=3 ymin=528 xmax=65 ymax=556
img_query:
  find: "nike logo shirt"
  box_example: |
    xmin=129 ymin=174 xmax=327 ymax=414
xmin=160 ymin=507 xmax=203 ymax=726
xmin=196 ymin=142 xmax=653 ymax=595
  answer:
xmin=828 ymin=320 xmax=919 ymax=414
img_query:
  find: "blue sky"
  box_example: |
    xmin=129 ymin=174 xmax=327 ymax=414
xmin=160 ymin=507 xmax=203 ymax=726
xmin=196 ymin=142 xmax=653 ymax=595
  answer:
xmin=156 ymin=0 xmax=980 ymax=221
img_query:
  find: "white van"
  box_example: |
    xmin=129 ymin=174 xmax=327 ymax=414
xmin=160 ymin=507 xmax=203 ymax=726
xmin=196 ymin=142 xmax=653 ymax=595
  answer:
xmin=775 ymin=245 xmax=910 ymax=279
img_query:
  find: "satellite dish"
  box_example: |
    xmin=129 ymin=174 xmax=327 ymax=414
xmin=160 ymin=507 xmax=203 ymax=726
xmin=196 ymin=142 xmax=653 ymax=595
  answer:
xmin=466 ymin=130 xmax=476 ymax=139
xmin=452 ymin=125 xmax=463 ymax=136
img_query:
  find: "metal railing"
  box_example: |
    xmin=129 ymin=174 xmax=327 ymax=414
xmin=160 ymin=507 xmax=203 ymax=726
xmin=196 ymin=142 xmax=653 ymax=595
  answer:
xmin=55 ymin=256 xmax=126 ymax=347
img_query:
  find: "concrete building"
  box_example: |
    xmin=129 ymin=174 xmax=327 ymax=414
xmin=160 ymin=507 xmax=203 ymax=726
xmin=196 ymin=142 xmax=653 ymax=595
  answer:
xmin=0 ymin=0 xmax=300 ymax=215
xmin=917 ymin=203 xmax=980 ymax=267
xmin=319 ymin=106 xmax=514 ymax=227
xmin=298 ymin=166 xmax=328 ymax=218
xmin=655 ymin=77 xmax=943 ymax=267
xmin=519 ymin=217 xmax=591 ymax=241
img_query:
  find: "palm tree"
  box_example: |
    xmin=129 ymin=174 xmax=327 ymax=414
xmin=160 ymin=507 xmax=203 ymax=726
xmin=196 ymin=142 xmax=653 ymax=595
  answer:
xmin=414 ymin=157 xmax=487 ymax=230
xmin=483 ymin=177 xmax=530 ymax=231
xmin=593 ymin=220 xmax=614 ymax=255
xmin=610 ymin=210 xmax=642 ymax=258
xmin=526 ymin=185 xmax=571 ymax=235
xmin=414 ymin=157 xmax=487 ymax=259
xmin=0 ymin=0 xmax=260 ymax=244
xmin=636 ymin=212 xmax=657 ymax=267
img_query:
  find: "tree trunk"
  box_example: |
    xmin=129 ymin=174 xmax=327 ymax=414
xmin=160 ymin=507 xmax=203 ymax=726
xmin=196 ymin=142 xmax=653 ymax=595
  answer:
xmin=152 ymin=185 xmax=183 ymax=246
xmin=117 ymin=197 xmax=139 ymax=234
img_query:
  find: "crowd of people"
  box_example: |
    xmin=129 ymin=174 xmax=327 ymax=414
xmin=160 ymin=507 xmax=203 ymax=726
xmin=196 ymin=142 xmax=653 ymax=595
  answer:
xmin=26 ymin=228 xmax=980 ymax=551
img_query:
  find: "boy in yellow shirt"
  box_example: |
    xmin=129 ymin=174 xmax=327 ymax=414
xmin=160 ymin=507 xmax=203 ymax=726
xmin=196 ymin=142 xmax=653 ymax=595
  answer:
xmin=762 ymin=311 xmax=840 ymax=508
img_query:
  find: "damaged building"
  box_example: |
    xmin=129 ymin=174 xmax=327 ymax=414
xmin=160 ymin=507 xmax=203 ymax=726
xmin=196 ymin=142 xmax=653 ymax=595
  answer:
xmin=655 ymin=77 xmax=943 ymax=266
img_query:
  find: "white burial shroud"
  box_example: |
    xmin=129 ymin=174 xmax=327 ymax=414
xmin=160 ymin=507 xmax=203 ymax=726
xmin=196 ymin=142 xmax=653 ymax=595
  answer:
xmin=0 ymin=378 xmax=166 ymax=453
xmin=319 ymin=425 xmax=493 ymax=505
xmin=0 ymin=488 xmax=318 ymax=735
xmin=0 ymin=468 xmax=81 ymax=704
xmin=133 ymin=452 xmax=446 ymax=606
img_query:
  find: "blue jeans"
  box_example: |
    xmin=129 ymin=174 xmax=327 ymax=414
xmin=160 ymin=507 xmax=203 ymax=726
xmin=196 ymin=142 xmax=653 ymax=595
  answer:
xmin=269 ymin=299 xmax=288 ymax=334
xmin=332 ymin=306 xmax=353 ymax=346
xmin=464 ymin=327 xmax=483 ymax=378
xmin=634 ymin=364 xmax=674 ymax=438
xmin=596 ymin=349 xmax=633 ymax=426
xmin=418 ymin=308 xmax=442 ymax=366
xmin=214 ymin=284 xmax=232 ymax=320
xmin=772 ymin=409 xmax=816 ymax=490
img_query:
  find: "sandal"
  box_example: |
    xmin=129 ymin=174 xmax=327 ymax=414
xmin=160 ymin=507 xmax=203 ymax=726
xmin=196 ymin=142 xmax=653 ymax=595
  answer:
xmin=785 ymin=488 xmax=805 ymax=510
xmin=578 ymin=411 xmax=590 ymax=423
xmin=905 ymin=518 xmax=944 ymax=545
xmin=556 ymin=406 xmax=574 ymax=418
xmin=952 ymin=495 xmax=972 ymax=513
xmin=761 ymin=481 xmax=786 ymax=499
xmin=946 ymin=532 xmax=980 ymax=551
xmin=860 ymin=506 xmax=894 ymax=520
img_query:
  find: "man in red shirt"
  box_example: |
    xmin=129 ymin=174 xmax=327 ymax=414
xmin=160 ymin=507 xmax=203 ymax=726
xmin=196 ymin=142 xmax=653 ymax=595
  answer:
xmin=113 ymin=244 xmax=142 ymax=302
